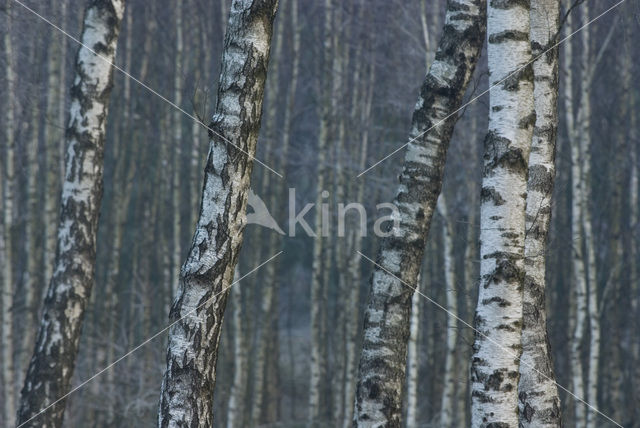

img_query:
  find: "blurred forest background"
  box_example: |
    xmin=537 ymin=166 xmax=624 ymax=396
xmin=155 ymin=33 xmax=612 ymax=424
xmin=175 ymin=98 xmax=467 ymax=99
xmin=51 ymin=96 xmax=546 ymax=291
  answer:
xmin=1 ymin=0 xmax=639 ymax=426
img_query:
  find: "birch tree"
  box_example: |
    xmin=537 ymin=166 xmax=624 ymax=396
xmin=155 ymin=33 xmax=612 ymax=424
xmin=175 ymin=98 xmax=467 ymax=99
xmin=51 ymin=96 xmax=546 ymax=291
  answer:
xmin=470 ymin=0 xmax=535 ymax=426
xmin=309 ymin=0 xmax=333 ymax=422
xmin=517 ymin=0 xmax=562 ymax=426
xmin=563 ymin=11 xmax=588 ymax=426
xmin=157 ymin=1 xmax=279 ymax=426
xmin=17 ymin=1 xmax=126 ymax=426
xmin=438 ymin=196 xmax=458 ymax=427
xmin=2 ymin=0 xmax=17 ymax=423
xmin=353 ymin=1 xmax=485 ymax=425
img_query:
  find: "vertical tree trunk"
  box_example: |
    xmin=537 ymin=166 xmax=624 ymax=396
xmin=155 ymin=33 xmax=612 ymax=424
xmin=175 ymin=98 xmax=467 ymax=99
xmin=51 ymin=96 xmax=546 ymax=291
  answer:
xmin=354 ymin=1 xmax=485 ymax=425
xmin=17 ymin=2 xmax=126 ymax=426
xmin=342 ymin=59 xmax=374 ymax=428
xmin=517 ymin=0 xmax=562 ymax=426
xmin=470 ymin=0 xmax=535 ymax=426
xmin=21 ymin=41 xmax=43 ymax=387
xmin=309 ymin=0 xmax=332 ymax=423
xmin=404 ymin=273 xmax=422 ymax=428
xmin=44 ymin=0 xmax=68 ymax=288
xmin=563 ymin=11 xmax=587 ymax=427
xmin=157 ymin=1 xmax=278 ymax=426
xmin=249 ymin=5 xmax=286 ymax=423
xmin=458 ymin=111 xmax=479 ymax=428
xmin=579 ymin=8 xmax=600 ymax=428
xmin=172 ymin=0 xmax=184 ymax=296
xmin=226 ymin=268 xmax=248 ymax=428
xmin=439 ymin=196 xmax=458 ymax=427
xmin=2 ymin=1 xmax=16 ymax=423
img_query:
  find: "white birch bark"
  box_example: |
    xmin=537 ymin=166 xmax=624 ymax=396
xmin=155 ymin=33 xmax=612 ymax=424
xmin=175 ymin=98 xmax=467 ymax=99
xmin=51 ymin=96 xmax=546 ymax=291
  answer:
xmin=354 ymin=2 xmax=485 ymax=425
xmin=2 ymin=1 xmax=16 ymax=423
xmin=17 ymin=2 xmax=126 ymax=426
xmin=470 ymin=0 xmax=535 ymax=426
xmin=578 ymin=7 xmax=600 ymax=427
xmin=517 ymin=0 xmax=562 ymax=426
xmin=172 ymin=0 xmax=184 ymax=296
xmin=157 ymin=1 xmax=278 ymax=425
xmin=562 ymin=11 xmax=587 ymax=427
xmin=439 ymin=196 xmax=458 ymax=427
xmin=226 ymin=268 xmax=248 ymax=428
xmin=405 ymin=272 xmax=422 ymax=428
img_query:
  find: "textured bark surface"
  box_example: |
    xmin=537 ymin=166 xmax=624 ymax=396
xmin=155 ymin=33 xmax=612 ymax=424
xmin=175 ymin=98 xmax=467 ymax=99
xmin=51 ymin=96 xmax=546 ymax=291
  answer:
xmin=353 ymin=1 xmax=485 ymax=425
xmin=470 ymin=0 xmax=535 ymax=426
xmin=517 ymin=0 xmax=562 ymax=426
xmin=17 ymin=2 xmax=125 ymax=426
xmin=157 ymin=1 xmax=278 ymax=426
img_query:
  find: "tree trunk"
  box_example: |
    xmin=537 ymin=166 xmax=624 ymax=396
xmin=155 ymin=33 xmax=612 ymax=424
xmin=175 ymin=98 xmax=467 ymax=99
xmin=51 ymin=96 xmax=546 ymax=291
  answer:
xmin=43 ymin=0 xmax=68 ymax=290
xmin=404 ymin=272 xmax=422 ymax=428
xmin=517 ymin=0 xmax=562 ymax=426
xmin=563 ymin=11 xmax=587 ymax=427
xmin=157 ymin=1 xmax=278 ymax=426
xmin=342 ymin=58 xmax=374 ymax=428
xmin=354 ymin=1 xmax=485 ymax=425
xmin=578 ymin=7 xmax=600 ymax=428
xmin=438 ymin=196 xmax=458 ymax=427
xmin=172 ymin=0 xmax=184 ymax=297
xmin=470 ymin=0 xmax=535 ymax=426
xmin=17 ymin=2 xmax=126 ymax=426
xmin=250 ymin=4 xmax=286 ymax=423
xmin=226 ymin=268 xmax=248 ymax=428
xmin=2 ymin=1 xmax=17 ymax=422
xmin=309 ymin=0 xmax=333 ymax=424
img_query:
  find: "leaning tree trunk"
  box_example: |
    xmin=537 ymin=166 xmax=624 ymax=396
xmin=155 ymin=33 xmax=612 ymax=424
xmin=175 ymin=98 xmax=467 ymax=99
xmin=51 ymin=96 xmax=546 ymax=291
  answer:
xmin=353 ymin=1 xmax=485 ymax=425
xmin=517 ymin=0 xmax=562 ymax=426
xmin=17 ymin=2 xmax=125 ymax=427
xmin=157 ymin=1 xmax=278 ymax=426
xmin=470 ymin=0 xmax=535 ymax=426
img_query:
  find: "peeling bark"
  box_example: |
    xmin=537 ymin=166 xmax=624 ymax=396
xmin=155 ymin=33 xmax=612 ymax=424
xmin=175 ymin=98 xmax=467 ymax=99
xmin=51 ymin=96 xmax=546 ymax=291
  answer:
xmin=17 ymin=2 xmax=126 ymax=427
xmin=353 ymin=1 xmax=485 ymax=425
xmin=157 ymin=1 xmax=278 ymax=426
xmin=470 ymin=0 xmax=535 ymax=426
xmin=517 ymin=0 xmax=562 ymax=426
